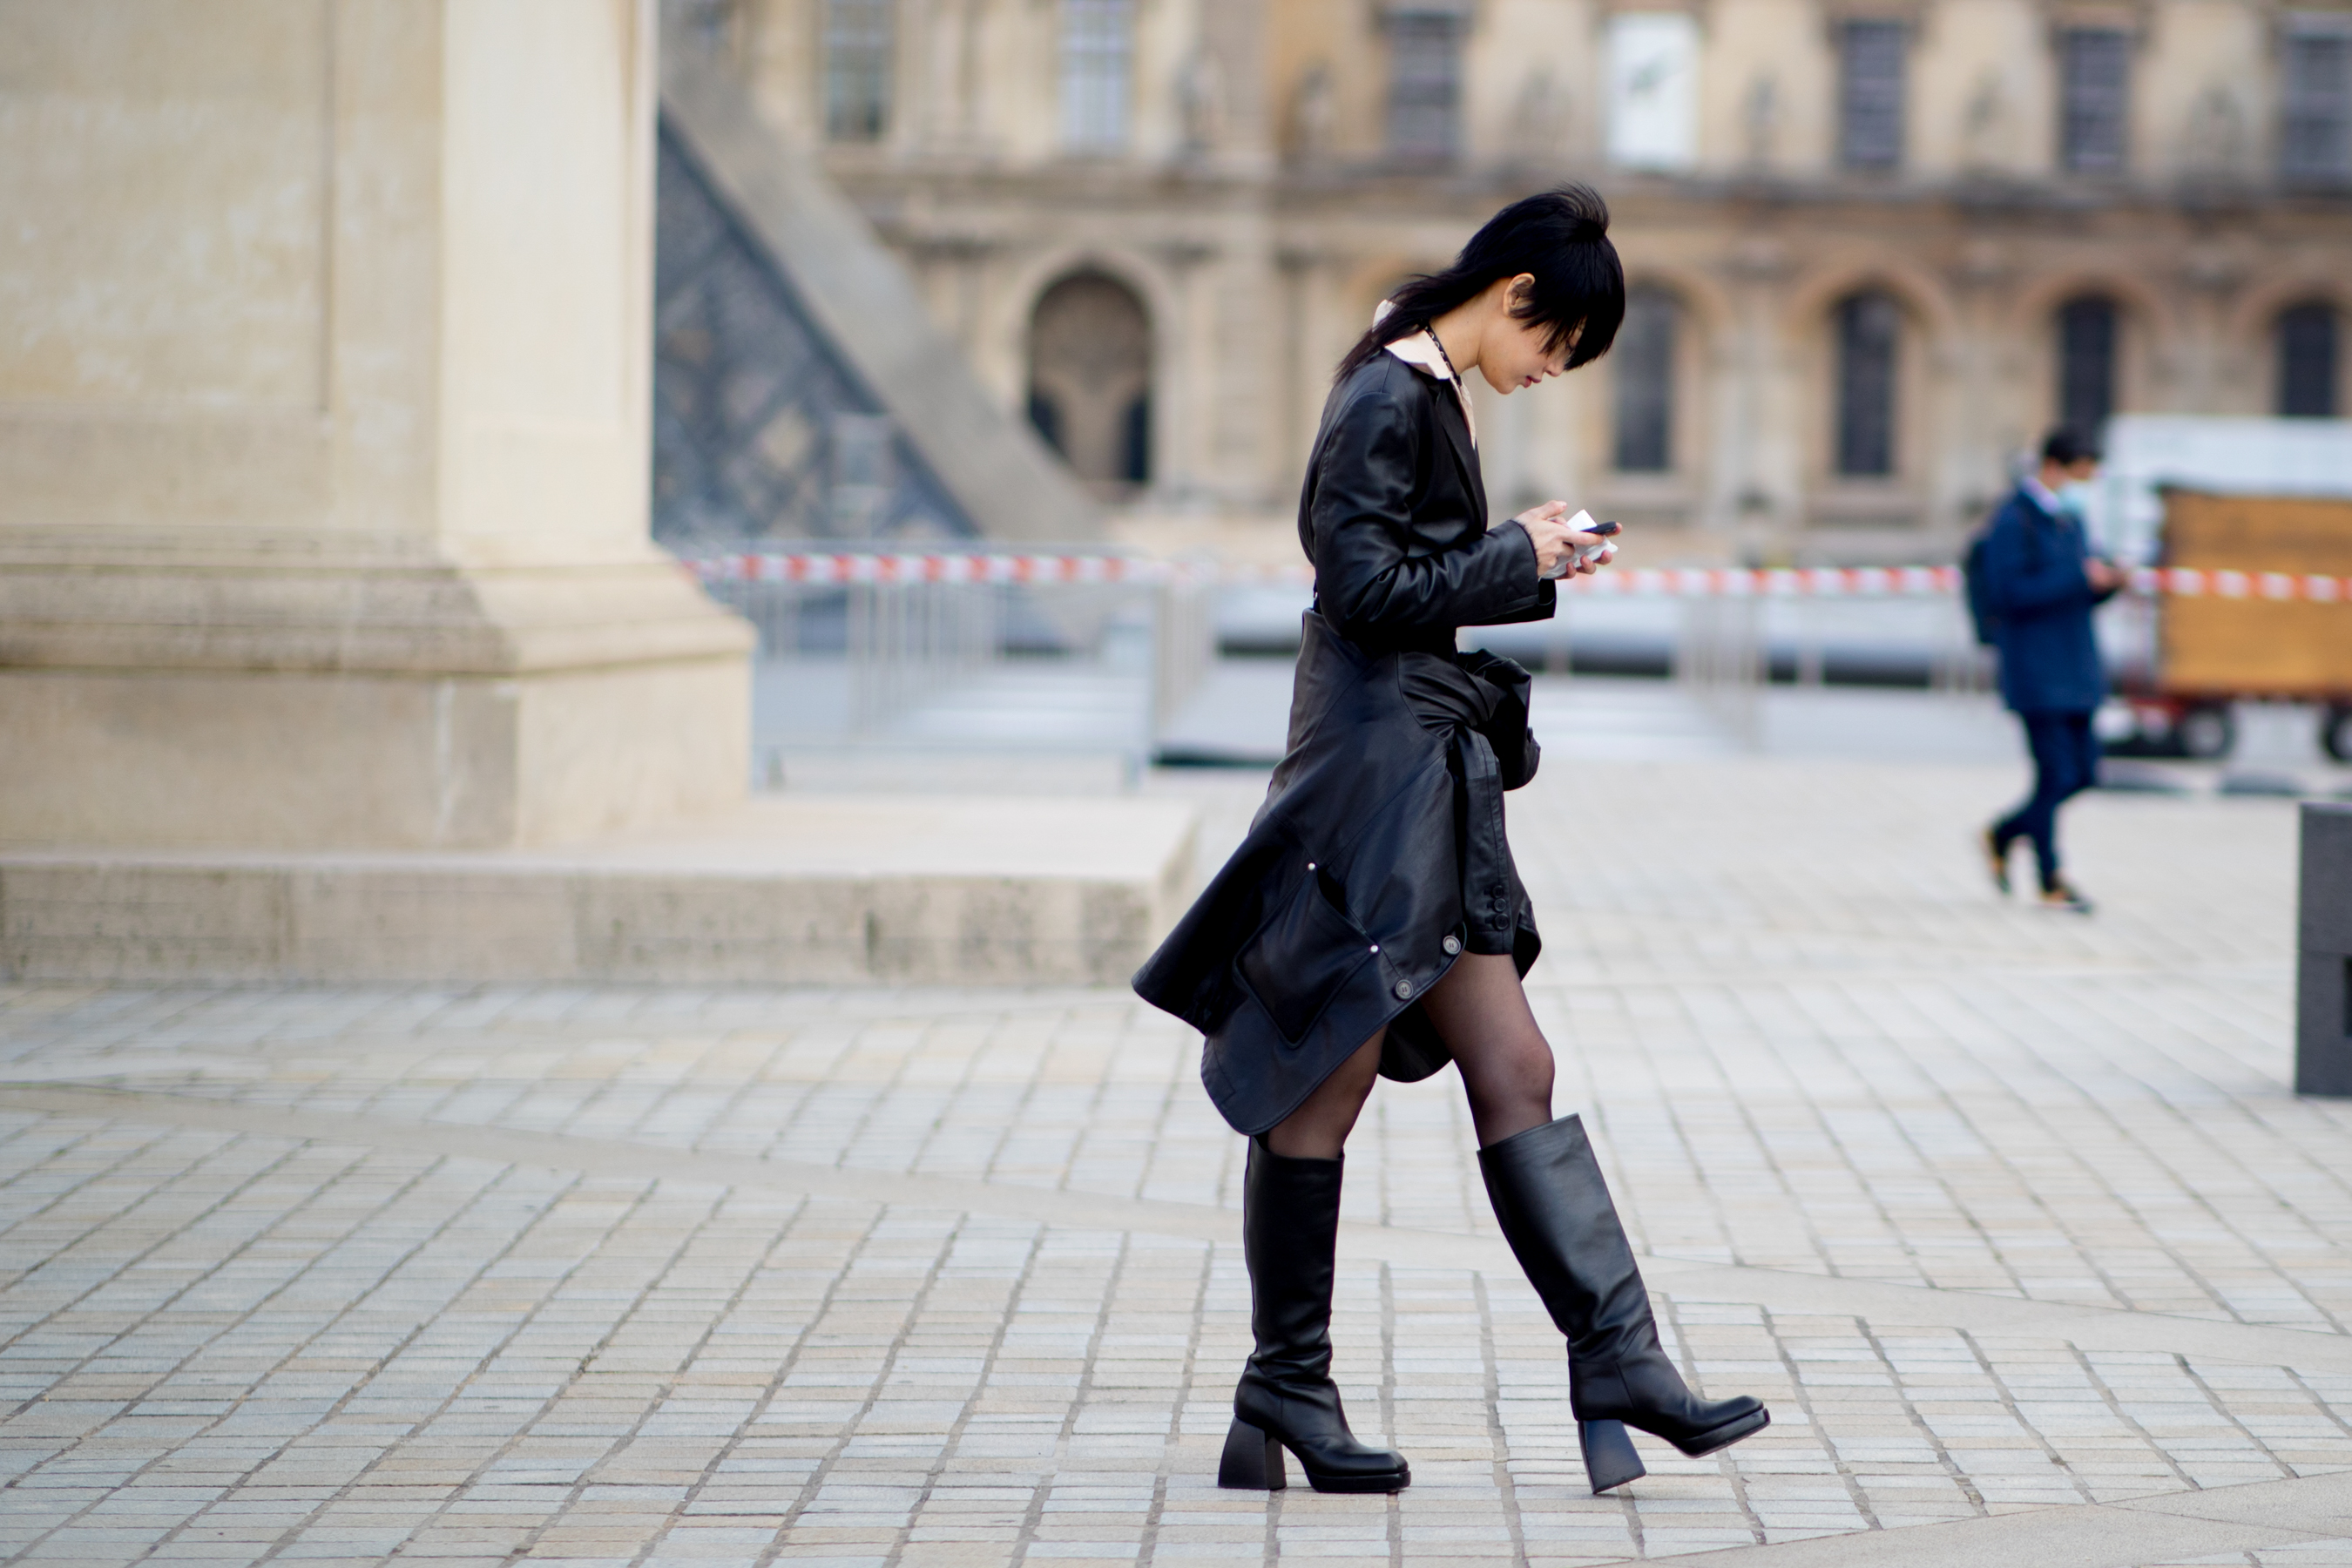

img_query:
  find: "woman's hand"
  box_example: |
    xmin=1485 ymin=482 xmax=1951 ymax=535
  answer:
xmin=1515 ymin=502 xmax=1613 ymax=578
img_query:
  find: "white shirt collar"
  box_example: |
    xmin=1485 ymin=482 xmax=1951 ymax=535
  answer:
xmin=1383 ymin=329 xmax=1450 ymax=375
xmin=2022 ymin=474 xmax=2065 ymax=517
xmin=1374 ymin=302 xmax=1476 ymax=447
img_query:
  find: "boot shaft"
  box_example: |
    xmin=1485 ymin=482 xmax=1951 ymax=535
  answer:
xmin=1477 ymin=1114 xmax=1654 ymax=1369
xmin=1243 ymin=1136 xmax=1345 ymax=1382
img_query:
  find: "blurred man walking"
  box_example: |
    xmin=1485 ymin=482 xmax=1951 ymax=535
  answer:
xmin=1977 ymin=429 xmax=2122 ymax=913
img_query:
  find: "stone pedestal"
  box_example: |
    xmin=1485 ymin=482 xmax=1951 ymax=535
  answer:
xmin=0 ymin=0 xmax=751 ymax=851
xmin=2299 ymin=802 xmax=2352 ymax=1097
xmin=0 ymin=796 xmax=1199 ymax=986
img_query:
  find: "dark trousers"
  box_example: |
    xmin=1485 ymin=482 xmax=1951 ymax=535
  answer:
xmin=1993 ymin=710 xmax=2098 ymax=891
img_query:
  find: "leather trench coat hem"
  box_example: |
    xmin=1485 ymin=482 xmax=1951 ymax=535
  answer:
xmin=1132 ymin=614 xmax=1542 ymax=1138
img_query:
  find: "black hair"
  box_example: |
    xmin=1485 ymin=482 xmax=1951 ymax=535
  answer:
xmin=2042 ymin=427 xmax=2102 ymax=466
xmin=1335 ymin=185 xmax=1625 ymax=383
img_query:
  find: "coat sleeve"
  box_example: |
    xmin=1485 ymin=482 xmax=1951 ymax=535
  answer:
xmin=1308 ymin=385 xmax=1552 ymax=639
xmin=1984 ymin=504 xmax=2093 ymax=620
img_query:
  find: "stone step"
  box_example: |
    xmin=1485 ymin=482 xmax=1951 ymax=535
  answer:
xmin=0 ymin=795 xmax=1197 ymax=986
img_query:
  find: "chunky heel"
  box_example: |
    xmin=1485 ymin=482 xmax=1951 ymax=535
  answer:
xmin=1219 ymin=1417 xmax=1286 ymax=1490
xmin=1579 ymin=1419 xmax=1646 ymax=1494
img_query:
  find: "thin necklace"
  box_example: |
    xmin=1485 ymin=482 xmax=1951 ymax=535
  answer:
xmin=1420 ymin=326 xmax=1477 ymax=447
xmin=1426 ymin=329 xmax=1459 ymax=382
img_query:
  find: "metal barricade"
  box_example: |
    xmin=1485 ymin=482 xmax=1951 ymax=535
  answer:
xmin=689 ymin=547 xmax=1227 ymax=781
xmin=1676 ymin=595 xmax=1764 ymax=746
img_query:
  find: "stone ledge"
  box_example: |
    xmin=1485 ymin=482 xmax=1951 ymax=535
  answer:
xmin=0 ymin=795 xmax=1199 ymax=986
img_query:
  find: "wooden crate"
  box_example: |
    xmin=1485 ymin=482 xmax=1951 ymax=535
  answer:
xmin=2159 ymin=489 xmax=2352 ymax=699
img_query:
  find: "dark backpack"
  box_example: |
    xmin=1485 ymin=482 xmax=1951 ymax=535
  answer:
xmin=1963 ymin=528 xmax=2002 ymax=646
xmin=1962 ymin=498 xmax=2048 ymax=646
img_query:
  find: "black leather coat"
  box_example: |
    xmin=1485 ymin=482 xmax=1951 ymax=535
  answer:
xmin=1132 ymin=350 xmax=1557 ymax=1136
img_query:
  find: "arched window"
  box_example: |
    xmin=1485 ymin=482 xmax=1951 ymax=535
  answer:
xmin=1027 ymin=273 xmax=1152 ymax=495
xmin=1834 ymin=291 xmax=1900 ymax=476
xmin=2279 ymin=301 xmax=2341 ymax=417
xmin=1613 ymin=287 xmax=1678 ymax=472
xmin=2057 ymin=294 xmax=2118 ymax=437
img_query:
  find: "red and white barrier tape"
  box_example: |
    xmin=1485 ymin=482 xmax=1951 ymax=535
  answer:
xmin=2119 ymin=566 xmax=2350 ymax=602
xmin=685 ymin=552 xmax=1309 ymax=587
xmin=682 ymin=553 xmax=2352 ymax=602
xmin=1568 ymin=565 xmax=1963 ymax=597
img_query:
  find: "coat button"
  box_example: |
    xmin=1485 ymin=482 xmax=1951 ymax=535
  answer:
xmin=1442 ymin=935 xmax=1461 ymax=955
xmin=1395 ymin=979 xmax=1413 ymax=999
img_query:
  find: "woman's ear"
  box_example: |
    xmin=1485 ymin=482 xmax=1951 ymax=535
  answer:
xmin=1507 ymin=273 xmax=1538 ymax=309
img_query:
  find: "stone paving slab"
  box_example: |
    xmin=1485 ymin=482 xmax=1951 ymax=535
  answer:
xmin=2 ymin=756 xmax=2349 ymax=1565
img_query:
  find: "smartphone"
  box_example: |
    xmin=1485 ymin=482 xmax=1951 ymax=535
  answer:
xmin=1568 ymin=514 xmax=1622 ymax=569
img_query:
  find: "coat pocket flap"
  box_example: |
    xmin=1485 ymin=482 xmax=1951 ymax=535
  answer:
xmin=1236 ymin=869 xmax=1375 ymax=1045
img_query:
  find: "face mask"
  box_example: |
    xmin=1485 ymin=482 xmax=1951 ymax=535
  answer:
xmin=2056 ymin=480 xmax=2094 ymax=517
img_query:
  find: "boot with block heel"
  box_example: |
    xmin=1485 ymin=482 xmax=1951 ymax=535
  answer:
xmin=1216 ymin=1137 xmax=1410 ymax=1495
xmin=1479 ymin=1114 xmax=1770 ymax=1495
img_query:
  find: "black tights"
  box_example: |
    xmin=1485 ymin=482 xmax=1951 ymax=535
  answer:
xmin=1263 ymin=953 xmax=1555 ymax=1159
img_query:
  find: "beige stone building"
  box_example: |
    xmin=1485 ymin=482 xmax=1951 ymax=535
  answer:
xmin=0 ymin=1 xmax=753 ymax=849
xmin=714 ymin=0 xmax=2351 ymax=562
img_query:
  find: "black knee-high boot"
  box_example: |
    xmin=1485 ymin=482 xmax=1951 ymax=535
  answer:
xmin=1218 ymin=1137 xmax=1411 ymax=1494
xmin=1479 ymin=1114 xmax=1769 ymax=1493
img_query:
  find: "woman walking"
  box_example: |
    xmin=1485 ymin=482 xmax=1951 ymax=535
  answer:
xmin=1132 ymin=187 xmax=1768 ymax=1497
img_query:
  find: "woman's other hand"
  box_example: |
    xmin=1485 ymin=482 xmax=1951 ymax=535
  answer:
xmin=1516 ymin=502 xmax=1612 ymax=578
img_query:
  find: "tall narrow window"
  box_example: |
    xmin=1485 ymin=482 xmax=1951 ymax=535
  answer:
xmin=2283 ymin=23 xmax=2352 ymax=185
xmin=1387 ymin=9 xmax=1465 ymax=163
xmin=1839 ymin=20 xmax=1907 ymax=168
xmin=1605 ymin=11 xmax=1700 ymax=172
xmin=1835 ymin=292 xmax=1900 ymax=477
xmin=824 ymin=0 xmax=893 ymax=143
xmin=2059 ymin=28 xmax=2130 ymax=172
xmin=1614 ymin=288 xmax=1678 ymax=472
xmin=1061 ymin=0 xmax=1135 ymax=153
xmin=2280 ymin=302 xmax=2341 ymax=417
xmin=2058 ymin=296 xmax=2118 ymax=438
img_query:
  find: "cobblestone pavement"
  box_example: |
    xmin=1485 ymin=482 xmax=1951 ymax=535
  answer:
xmin=4 ymin=755 xmax=2351 ymax=1566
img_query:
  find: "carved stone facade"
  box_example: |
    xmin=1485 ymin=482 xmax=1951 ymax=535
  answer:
xmin=715 ymin=0 xmax=2352 ymax=562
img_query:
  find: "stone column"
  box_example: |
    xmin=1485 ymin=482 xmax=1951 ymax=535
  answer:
xmin=1718 ymin=237 xmax=1793 ymax=555
xmin=1153 ymin=241 xmax=1218 ymax=507
xmin=0 ymin=0 xmax=753 ymax=850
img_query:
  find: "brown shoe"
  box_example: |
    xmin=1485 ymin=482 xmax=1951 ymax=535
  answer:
xmin=1981 ymin=828 xmax=2011 ymax=896
xmin=2038 ymin=880 xmax=2094 ymax=914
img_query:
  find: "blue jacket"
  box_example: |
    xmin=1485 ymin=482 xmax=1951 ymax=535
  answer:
xmin=1982 ymin=485 xmax=2115 ymax=713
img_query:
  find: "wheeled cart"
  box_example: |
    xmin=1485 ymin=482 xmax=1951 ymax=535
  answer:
xmin=2105 ymin=490 xmax=2352 ymax=761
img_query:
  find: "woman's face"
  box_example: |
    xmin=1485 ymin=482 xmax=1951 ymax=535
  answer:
xmin=1480 ymin=277 xmax=1580 ymax=395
